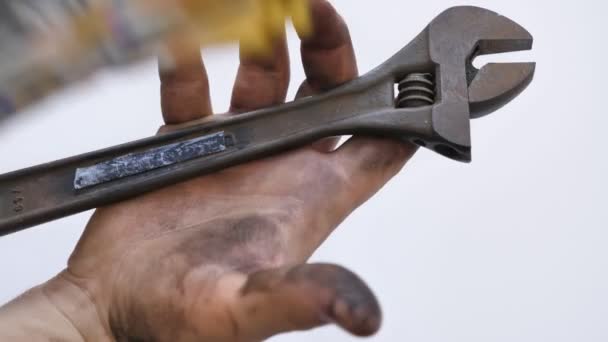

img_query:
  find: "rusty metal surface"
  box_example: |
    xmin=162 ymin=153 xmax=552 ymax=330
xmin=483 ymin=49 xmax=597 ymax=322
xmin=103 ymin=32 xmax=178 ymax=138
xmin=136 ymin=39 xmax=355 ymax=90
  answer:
xmin=0 ymin=6 xmax=535 ymax=236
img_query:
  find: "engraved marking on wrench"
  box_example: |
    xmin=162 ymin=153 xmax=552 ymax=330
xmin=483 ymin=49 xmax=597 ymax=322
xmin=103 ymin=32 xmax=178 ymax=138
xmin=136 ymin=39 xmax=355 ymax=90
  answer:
xmin=10 ymin=189 xmax=24 ymax=213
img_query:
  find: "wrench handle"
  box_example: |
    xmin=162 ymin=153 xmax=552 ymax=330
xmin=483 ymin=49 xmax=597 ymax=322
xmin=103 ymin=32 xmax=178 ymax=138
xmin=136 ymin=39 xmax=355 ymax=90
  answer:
xmin=0 ymin=82 xmax=407 ymax=235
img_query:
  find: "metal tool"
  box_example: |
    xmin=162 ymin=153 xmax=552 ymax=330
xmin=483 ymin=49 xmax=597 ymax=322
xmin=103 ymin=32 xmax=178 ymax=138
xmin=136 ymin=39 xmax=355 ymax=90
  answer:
xmin=0 ymin=6 xmax=535 ymax=236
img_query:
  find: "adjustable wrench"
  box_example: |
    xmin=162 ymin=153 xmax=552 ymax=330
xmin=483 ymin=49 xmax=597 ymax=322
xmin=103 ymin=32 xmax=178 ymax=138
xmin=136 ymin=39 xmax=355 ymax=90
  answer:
xmin=0 ymin=6 xmax=535 ymax=236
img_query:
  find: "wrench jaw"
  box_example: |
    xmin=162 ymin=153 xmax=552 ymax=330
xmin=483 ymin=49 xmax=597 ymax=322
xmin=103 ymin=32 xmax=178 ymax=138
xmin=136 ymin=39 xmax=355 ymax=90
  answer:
xmin=464 ymin=14 xmax=535 ymax=118
xmin=420 ymin=6 xmax=535 ymax=162
xmin=468 ymin=62 xmax=536 ymax=118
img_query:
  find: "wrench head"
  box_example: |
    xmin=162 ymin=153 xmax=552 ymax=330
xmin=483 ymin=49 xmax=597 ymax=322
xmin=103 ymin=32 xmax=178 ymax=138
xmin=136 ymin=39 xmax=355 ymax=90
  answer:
xmin=332 ymin=7 xmax=534 ymax=163
xmin=427 ymin=6 xmax=535 ymax=160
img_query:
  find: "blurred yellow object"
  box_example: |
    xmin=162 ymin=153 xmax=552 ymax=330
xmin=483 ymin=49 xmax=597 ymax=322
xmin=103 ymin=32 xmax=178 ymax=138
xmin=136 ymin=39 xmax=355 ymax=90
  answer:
xmin=179 ymin=0 xmax=312 ymax=54
xmin=0 ymin=0 xmax=312 ymax=118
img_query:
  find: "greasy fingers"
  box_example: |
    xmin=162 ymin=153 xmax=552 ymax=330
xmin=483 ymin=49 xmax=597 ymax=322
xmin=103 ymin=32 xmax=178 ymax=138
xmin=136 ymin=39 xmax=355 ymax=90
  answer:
xmin=231 ymin=263 xmax=381 ymax=339
xmin=296 ymin=0 xmax=358 ymax=98
xmin=230 ymin=32 xmax=290 ymax=113
xmin=295 ymin=0 xmax=358 ymax=151
xmin=159 ymin=38 xmax=212 ymax=124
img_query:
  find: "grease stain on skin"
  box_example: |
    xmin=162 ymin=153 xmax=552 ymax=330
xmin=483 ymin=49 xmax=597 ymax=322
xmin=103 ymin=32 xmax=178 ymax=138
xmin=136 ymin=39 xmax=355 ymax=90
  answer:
xmin=177 ymin=215 xmax=286 ymax=273
xmin=109 ymin=214 xmax=288 ymax=342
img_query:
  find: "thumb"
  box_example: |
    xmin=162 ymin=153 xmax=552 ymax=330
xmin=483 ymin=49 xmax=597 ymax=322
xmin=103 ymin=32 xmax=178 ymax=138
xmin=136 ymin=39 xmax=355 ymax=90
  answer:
xmin=229 ymin=263 xmax=382 ymax=340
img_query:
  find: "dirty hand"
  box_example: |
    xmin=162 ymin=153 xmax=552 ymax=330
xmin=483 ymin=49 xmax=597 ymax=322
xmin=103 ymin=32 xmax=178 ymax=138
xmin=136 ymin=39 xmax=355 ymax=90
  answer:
xmin=0 ymin=1 xmax=417 ymax=341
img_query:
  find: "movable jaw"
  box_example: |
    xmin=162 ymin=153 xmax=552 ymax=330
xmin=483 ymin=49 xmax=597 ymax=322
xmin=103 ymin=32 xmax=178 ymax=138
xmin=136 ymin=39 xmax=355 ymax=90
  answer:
xmin=426 ymin=6 xmax=535 ymax=161
xmin=468 ymin=62 xmax=536 ymax=118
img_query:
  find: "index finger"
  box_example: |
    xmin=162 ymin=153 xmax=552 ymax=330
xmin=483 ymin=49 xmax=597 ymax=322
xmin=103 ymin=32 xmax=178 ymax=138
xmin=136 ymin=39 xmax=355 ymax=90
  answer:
xmin=296 ymin=0 xmax=358 ymax=151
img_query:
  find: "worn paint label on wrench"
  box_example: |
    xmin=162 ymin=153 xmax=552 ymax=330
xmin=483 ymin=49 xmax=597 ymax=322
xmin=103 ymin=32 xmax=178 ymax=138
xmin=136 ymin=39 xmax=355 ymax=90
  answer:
xmin=74 ymin=132 xmax=227 ymax=190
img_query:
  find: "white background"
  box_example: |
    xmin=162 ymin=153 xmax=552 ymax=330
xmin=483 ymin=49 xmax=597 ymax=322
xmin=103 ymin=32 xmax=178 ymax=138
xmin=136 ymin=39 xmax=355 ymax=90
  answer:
xmin=1 ymin=1 xmax=607 ymax=341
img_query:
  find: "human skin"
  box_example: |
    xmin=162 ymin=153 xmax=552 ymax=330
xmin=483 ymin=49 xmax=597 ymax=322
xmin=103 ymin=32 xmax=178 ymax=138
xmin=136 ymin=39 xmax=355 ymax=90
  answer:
xmin=0 ymin=1 xmax=417 ymax=341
